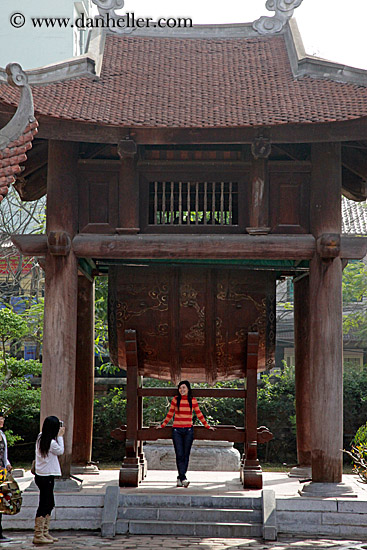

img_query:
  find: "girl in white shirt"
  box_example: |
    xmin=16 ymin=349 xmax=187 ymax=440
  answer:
xmin=33 ymin=416 xmax=65 ymax=546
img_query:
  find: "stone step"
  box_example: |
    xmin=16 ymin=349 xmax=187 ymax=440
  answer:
xmin=118 ymin=506 xmax=262 ymax=523
xmin=116 ymin=519 xmax=263 ymax=538
xmin=119 ymin=494 xmax=262 ymax=509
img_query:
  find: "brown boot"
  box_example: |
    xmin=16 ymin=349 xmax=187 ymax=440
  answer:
xmin=44 ymin=515 xmax=58 ymax=543
xmin=32 ymin=517 xmax=52 ymax=545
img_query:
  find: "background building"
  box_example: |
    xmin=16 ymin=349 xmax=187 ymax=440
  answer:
xmin=0 ymin=0 xmax=92 ymax=69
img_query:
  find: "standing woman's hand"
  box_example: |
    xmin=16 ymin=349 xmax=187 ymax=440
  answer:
xmin=209 ymin=426 xmax=216 ymax=431
xmin=58 ymin=426 xmax=65 ymax=437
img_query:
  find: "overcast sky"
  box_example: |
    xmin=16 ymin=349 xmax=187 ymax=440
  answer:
xmin=99 ymin=0 xmax=367 ymax=69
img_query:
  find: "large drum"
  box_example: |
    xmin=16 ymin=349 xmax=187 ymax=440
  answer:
xmin=108 ymin=265 xmax=276 ymax=382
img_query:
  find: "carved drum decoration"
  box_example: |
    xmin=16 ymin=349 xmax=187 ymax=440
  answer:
xmin=108 ymin=265 xmax=276 ymax=383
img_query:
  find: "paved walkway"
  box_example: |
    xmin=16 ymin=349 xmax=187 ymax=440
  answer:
xmin=1 ymin=533 xmax=367 ymax=549
xmin=14 ymin=469 xmax=367 ymax=499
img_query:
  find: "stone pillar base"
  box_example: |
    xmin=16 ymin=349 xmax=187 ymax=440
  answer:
xmin=11 ymin=469 xmax=25 ymax=478
xmin=288 ymin=466 xmax=312 ymax=479
xmin=299 ymin=481 xmax=356 ymax=498
xmin=71 ymin=464 xmax=100 ymax=475
xmin=25 ymin=477 xmax=83 ymax=492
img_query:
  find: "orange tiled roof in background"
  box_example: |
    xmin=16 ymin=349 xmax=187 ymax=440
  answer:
xmin=1 ymin=35 xmax=367 ymax=129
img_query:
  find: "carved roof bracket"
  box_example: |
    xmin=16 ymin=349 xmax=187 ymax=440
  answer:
xmin=92 ymin=0 xmax=134 ymax=35
xmin=251 ymin=136 xmax=271 ymax=160
xmin=253 ymin=0 xmax=304 ymax=35
xmin=0 ymin=63 xmax=35 ymax=151
xmin=118 ymin=139 xmax=137 ymax=159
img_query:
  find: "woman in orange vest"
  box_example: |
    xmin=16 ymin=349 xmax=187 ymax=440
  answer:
xmin=156 ymin=380 xmax=215 ymax=487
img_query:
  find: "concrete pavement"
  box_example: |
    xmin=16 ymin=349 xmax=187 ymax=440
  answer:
xmin=1 ymin=532 xmax=367 ymax=549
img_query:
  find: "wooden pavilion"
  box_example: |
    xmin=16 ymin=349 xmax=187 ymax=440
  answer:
xmin=1 ymin=0 xmax=367 ymax=490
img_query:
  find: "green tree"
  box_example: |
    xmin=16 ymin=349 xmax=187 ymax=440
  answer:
xmin=0 ymin=307 xmax=42 ymax=444
xmin=342 ymin=259 xmax=367 ymax=346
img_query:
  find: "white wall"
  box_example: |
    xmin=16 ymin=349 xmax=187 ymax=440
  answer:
xmin=0 ymin=0 xmax=93 ymax=69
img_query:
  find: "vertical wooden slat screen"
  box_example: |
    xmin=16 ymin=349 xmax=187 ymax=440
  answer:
xmin=149 ymin=181 xmax=237 ymax=226
xmin=170 ymin=182 xmax=174 ymax=224
xmin=220 ymin=182 xmax=224 ymax=225
xmin=162 ymin=182 xmax=166 ymax=224
xmin=187 ymin=182 xmax=191 ymax=225
xmin=179 ymin=181 xmax=182 ymax=225
xmin=212 ymin=182 xmax=216 ymax=225
xmin=204 ymin=182 xmax=207 ymax=225
xmin=229 ymin=182 xmax=232 ymax=225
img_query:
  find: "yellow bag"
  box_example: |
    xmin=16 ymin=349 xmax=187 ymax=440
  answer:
xmin=0 ymin=469 xmax=22 ymax=515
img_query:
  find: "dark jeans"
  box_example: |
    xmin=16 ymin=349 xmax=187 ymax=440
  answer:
xmin=172 ymin=427 xmax=194 ymax=481
xmin=35 ymin=475 xmax=55 ymax=517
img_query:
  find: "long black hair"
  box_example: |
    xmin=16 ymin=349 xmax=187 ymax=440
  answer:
xmin=176 ymin=380 xmax=193 ymax=411
xmin=38 ymin=416 xmax=61 ymax=458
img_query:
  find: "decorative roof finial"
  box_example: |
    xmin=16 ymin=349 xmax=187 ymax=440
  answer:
xmin=253 ymin=0 xmax=304 ymax=35
xmin=0 ymin=64 xmax=35 ymax=150
xmin=92 ymin=0 xmax=134 ymax=35
xmin=0 ymin=63 xmax=38 ymax=203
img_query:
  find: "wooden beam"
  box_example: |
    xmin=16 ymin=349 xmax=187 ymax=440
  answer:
xmin=137 ymin=388 xmax=246 ymax=398
xmin=14 ymin=165 xmax=47 ymax=201
xmin=2 ymin=110 xmax=367 ymax=145
xmin=341 ymin=236 xmax=367 ymax=259
xmin=72 ymin=234 xmax=316 ymax=260
xmin=112 ymin=425 xmax=247 ymax=443
xmin=11 ymin=234 xmax=48 ymax=255
xmin=12 ymin=233 xmax=367 ymax=261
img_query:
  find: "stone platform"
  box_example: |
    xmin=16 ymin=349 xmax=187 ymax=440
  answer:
xmin=3 ymin=469 xmax=367 ymax=540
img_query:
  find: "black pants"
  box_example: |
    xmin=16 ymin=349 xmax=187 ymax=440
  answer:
xmin=0 ymin=513 xmax=2 ymax=535
xmin=172 ymin=427 xmax=194 ymax=481
xmin=35 ymin=475 xmax=55 ymax=517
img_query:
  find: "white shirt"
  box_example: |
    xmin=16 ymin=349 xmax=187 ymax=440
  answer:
xmin=0 ymin=430 xmax=10 ymax=469
xmin=35 ymin=435 xmax=64 ymax=476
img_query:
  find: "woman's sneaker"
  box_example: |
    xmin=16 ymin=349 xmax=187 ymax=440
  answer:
xmin=182 ymin=479 xmax=190 ymax=488
xmin=176 ymin=477 xmax=183 ymax=487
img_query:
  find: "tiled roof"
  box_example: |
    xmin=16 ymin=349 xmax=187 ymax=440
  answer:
xmin=2 ymin=34 xmax=367 ymax=128
xmin=0 ymin=121 xmax=38 ymax=203
xmin=342 ymin=197 xmax=367 ymax=235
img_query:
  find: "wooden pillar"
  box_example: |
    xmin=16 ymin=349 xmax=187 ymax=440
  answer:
xmin=41 ymin=140 xmax=79 ymax=478
xmin=309 ymin=142 xmax=343 ymax=483
xmin=241 ymin=332 xmax=262 ymax=489
xmin=293 ymin=274 xmax=311 ymax=468
xmin=246 ymin=137 xmax=271 ymax=235
xmin=119 ymin=329 xmax=141 ymax=487
xmin=116 ymin=140 xmax=139 ymax=234
xmin=72 ymin=274 xmax=95 ymax=466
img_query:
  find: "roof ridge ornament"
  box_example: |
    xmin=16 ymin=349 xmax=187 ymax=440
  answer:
xmin=0 ymin=63 xmax=38 ymax=203
xmin=0 ymin=64 xmax=35 ymax=150
xmin=92 ymin=0 xmax=134 ymax=34
xmin=253 ymin=0 xmax=304 ymax=35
